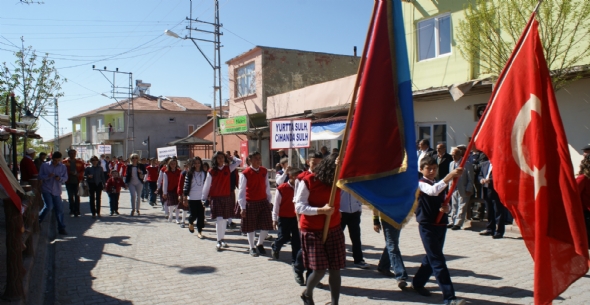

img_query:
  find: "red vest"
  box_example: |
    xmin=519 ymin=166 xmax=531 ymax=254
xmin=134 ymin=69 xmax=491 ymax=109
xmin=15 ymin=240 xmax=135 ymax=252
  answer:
xmin=165 ymin=169 xmax=181 ymax=192
xmin=242 ymin=167 xmax=268 ymax=202
xmin=277 ymin=183 xmax=296 ymax=218
xmin=146 ymin=166 xmax=160 ymax=182
xmin=299 ymin=174 xmax=341 ymax=231
xmin=297 ymin=170 xmax=312 ymax=181
xmin=208 ymin=166 xmax=231 ymax=197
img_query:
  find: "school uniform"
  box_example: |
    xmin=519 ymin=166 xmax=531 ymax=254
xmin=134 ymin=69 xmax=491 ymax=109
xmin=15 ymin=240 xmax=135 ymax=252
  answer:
xmin=412 ymin=177 xmax=458 ymax=304
xmin=295 ymin=173 xmax=345 ymax=271
xmin=237 ymin=166 xmax=273 ymax=233
xmin=146 ymin=165 xmax=160 ymax=204
xmin=271 ymin=181 xmax=300 ymax=263
xmin=105 ymin=176 xmax=125 ymax=214
xmin=163 ymin=168 xmax=181 ymax=222
xmin=293 ymin=170 xmax=315 ymax=281
xmin=184 ymin=170 xmax=207 ymax=233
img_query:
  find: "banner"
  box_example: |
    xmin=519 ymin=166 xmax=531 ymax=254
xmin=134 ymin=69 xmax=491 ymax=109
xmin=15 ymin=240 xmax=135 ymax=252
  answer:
xmin=270 ymin=119 xmax=312 ymax=150
xmin=219 ymin=116 xmax=248 ymax=134
xmin=157 ymin=146 xmax=177 ymax=161
xmin=97 ymin=145 xmax=111 ymax=155
xmin=240 ymin=140 xmax=249 ymax=161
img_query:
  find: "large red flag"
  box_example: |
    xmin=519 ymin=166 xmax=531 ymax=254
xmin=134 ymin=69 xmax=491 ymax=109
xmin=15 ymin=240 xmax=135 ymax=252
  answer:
xmin=473 ymin=14 xmax=589 ymax=304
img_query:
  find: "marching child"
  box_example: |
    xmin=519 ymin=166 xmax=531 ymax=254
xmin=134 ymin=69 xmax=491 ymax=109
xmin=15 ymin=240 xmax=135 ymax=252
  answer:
xmin=163 ymin=159 xmax=181 ymax=223
xmin=183 ymin=157 xmax=207 ymax=238
xmin=237 ymin=151 xmax=273 ymax=257
xmin=271 ymin=168 xmax=303 ymax=262
xmin=177 ymin=161 xmax=191 ymax=227
xmin=105 ymin=169 xmax=126 ymax=216
xmin=202 ymin=151 xmax=242 ymax=251
xmin=412 ymin=155 xmax=465 ymax=305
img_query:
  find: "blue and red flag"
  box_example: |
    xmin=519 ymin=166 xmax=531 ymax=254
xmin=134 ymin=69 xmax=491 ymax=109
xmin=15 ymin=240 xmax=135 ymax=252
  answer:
xmin=338 ymin=0 xmax=417 ymax=228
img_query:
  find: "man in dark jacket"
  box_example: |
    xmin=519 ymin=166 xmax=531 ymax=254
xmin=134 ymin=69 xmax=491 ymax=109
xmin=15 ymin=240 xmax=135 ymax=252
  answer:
xmin=434 ymin=143 xmax=452 ymax=181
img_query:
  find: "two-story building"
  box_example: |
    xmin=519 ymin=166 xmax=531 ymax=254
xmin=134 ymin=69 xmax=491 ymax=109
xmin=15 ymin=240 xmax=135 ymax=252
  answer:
xmin=69 ymin=93 xmax=211 ymax=161
xmin=225 ymin=46 xmax=361 ymax=167
xmin=264 ymin=0 xmax=589 ymax=168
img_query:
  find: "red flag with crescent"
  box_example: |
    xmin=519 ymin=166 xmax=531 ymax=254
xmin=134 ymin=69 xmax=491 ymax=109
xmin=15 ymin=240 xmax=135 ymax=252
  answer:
xmin=473 ymin=14 xmax=589 ymax=305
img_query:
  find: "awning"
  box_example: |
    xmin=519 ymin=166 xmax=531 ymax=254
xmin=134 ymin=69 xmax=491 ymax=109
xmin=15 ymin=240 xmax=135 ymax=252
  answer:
xmin=311 ymin=121 xmax=346 ymax=141
xmin=168 ymin=136 xmax=213 ymax=146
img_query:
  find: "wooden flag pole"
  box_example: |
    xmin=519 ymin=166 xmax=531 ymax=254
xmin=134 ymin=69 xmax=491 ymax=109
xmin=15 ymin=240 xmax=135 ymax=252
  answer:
xmin=322 ymin=1 xmax=379 ymax=243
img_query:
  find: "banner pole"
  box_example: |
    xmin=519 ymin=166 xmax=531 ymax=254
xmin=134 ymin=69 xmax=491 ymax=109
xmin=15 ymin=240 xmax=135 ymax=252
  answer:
xmin=322 ymin=1 xmax=379 ymax=243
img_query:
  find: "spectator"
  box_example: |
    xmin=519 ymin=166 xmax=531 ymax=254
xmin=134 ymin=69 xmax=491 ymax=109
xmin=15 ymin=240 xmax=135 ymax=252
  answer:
xmin=275 ymin=157 xmax=290 ymax=185
xmin=340 ymin=189 xmax=368 ymax=269
xmin=448 ymin=147 xmax=474 ymax=230
xmin=332 ymin=148 xmax=339 ymax=154
xmin=434 ymin=143 xmax=452 ymax=181
xmin=34 ymin=152 xmax=47 ymax=172
xmin=320 ymin=146 xmax=330 ymax=158
xmin=100 ymin=154 xmax=109 ymax=181
xmin=478 ymin=158 xmax=506 ymax=239
xmin=576 ymin=155 xmax=590 ymax=249
xmin=467 ymin=145 xmax=487 ymax=220
xmin=581 ymin=144 xmax=590 ymax=157
xmin=38 ymin=151 xmax=68 ymax=235
xmin=233 ymin=150 xmax=240 ymax=159
xmin=20 ymin=148 xmax=38 ymax=184
xmin=417 ymin=139 xmax=435 ymax=171
xmin=63 ymin=149 xmax=85 ymax=217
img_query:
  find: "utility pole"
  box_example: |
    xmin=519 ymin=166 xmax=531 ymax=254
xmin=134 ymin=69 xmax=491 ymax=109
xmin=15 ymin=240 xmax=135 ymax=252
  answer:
xmin=183 ymin=0 xmax=224 ymax=152
xmin=10 ymin=93 xmax=17 ymax=178
xmin=54 ymin=98 xmax=59 ymax=153
xmin=93 ymin=66 xmax=134 ymax=157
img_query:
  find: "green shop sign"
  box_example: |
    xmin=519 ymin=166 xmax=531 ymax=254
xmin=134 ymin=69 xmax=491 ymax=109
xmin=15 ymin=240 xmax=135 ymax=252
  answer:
xmin=219 ymin=116 xmax=248 ymax=134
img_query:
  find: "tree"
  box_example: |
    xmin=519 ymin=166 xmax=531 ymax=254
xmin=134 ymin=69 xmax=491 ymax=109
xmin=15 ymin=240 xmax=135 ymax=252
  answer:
xmin=0 ymin=38 xmax=66 ymax=154
xmin=456 ymin=0 xmax=590 ymax=90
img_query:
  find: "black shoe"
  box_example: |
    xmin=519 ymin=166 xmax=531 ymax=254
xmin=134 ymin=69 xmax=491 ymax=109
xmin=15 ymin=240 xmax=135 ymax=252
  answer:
xmin=300 ymin=292 xmax=314 ymax=305
xmin=229 ymin=222 xmax=237 ymax=229
xmin=115 ymin=211 xmax=120 ymax=215
xmin=479 ymin=231 xmax=493 ymax=236
xmin=110 ymin=212 xmax=114 ymax=216
xmin=216 ymin=241 xmax=222 ymax=252
xmin=92 ymin=214 xmax=96 ymax=219
xmin=58 ymin=229 xmax=68 ymax=235
xmin=413 ymin=286 xmax=431 ymax=296
xmin=249 ymin=248 xmax=259 ymax=257
xmin=493 ymin=234 xmax=504 ymax=239
xmin=377 ymin=268 xmax=395 ymax=277
xmin=271 ymin=249 xmax=279 ymax=260
xmin=256 ymin=244 xmax=266 ymax=255
xmin=451 ymin=225 xmax=461 ymax=230
xmin=446 ymin=224 xmax=454 ymax=228
xmin=397 ymin=279 xmax=408 ymax=290
xmin=294 ymin=271 xmax=305 ymax=286
xmin=188 ymin=223 xmax=195 ymax=233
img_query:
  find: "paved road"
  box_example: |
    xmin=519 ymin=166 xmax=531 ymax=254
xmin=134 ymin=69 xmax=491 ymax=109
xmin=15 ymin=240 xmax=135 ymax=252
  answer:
xmin=51 ymin=190 xmax=590 ymax=305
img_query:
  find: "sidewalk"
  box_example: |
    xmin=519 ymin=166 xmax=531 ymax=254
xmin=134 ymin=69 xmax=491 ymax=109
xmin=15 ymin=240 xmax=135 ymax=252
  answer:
xmin=51 ymin=190 xmax=589 ymax=305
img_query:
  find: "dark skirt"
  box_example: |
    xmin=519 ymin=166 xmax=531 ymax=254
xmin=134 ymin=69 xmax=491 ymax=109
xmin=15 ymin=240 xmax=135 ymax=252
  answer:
xmin=301 ymin=226 xmax=346 ymax=270
xmin=210 ymin=195 xmax=234 ymax=219
xmin=239 ymin=200 xmax=273 ymax=233
xmin=165 ymin=191 xmax=179 ymax=207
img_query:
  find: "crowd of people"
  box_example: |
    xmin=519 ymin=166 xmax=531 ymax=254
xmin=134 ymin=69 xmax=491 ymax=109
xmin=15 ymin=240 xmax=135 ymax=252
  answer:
xmin=15 ymin=142 xmax=590 ymax=305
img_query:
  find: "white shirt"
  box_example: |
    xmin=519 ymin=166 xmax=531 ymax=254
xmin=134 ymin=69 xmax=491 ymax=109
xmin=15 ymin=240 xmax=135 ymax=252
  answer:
xmin=237 ymin=166 xmax=272 ymax=210
xmin=293 ymin=169 xmax=313 ymax=204
xmin=295 ymin=181 xmax=319 ymax=216
xmin=275 ymin=169 xmax=288 ymax=185
xmin=187 ymin=171 xmax=206 ymax=200
xmin=201 ymin=157 xmax=242 ymax=201
xmin=100 ymin=159 xmax=108 ymax=171
xmin=418 ymin=177 xmax=448 ymax=196
xmin=417 ymin=150 xmax=428 ymax=170
xmin=162 ymin=170 xmax=179 ymax=195
xmin=272 ymin=181 xmax=294 ymax=221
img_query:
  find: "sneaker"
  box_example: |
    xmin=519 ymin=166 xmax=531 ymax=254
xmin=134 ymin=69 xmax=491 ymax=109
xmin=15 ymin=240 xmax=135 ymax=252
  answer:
xmin=216 ymin=241 xmax=222 ymax=252
xmin=449 ymin=299 xmax=466 ymax=305
xmin=294 ymin=271 xmax=305 ymax=286
xmin=451 ymin=225 xmax=461 ymax=230
xmin=354 ymin=261 xmax=369 ymax=269
xmin=446 ymin=224 xmax=454 ymax=228
xmin=413 ymin=286 xmax=431 ymax=297
xmin=180 ymin=224 xmax=185 ymax=228
xmin=220 ymin=240 xmax=229 ymax=248
xmin=175 ymin=220 xmax=180 ymax=224
xmin=257 ymin=244 xmax=266 ymax=255
xmin=58 ymin=229 xmax=68 ymax=235
xmin=377 ymin=268 xmax=395 ymax=277
xmin=479 ymin=231 xmax=493 ymax=236
xmin=492 ymin=234 xmax=504 ymax=239
xmin=188 ymin=223 xmax=195 ymax=233
xmin=397 ymin=279 xmax=408 ymax=290
xmin=149 ymin=201 xmax=155 ymax=206
xmin=249 ymin=248 xmax=259 ymax=257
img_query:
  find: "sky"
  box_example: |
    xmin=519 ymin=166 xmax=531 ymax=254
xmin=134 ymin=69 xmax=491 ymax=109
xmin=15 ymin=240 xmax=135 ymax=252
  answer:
xmin=0 ymin=0 xmax=374 ymax=142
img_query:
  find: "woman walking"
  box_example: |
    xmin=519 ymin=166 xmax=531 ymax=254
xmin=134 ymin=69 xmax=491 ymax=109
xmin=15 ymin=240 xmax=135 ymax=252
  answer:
xmin=125 ymin=153 xmax=146 ymax=216
xmin=85 ymin=156 xmax=106 ymax=218
xmin=163 ymin=158 xmax=182 ymax=223
xmin=183 ymin=157 xmax=207 ymax=238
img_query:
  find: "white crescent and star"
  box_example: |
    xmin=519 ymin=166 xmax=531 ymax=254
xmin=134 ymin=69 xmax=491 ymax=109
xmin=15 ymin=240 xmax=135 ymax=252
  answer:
xmin=510 ymin=94 xmax=546 ymax=199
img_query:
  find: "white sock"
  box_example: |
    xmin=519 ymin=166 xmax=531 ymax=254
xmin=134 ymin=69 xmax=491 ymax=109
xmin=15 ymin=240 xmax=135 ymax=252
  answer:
xmin=257 ymin=230 xmax=268 ymax=246
xmin=181 ymin=211 xmax=186 ymax=223
xmin=247 ymin=232 xmax=256 ymax=248
xmin=216 ymin=217 xmax=227 ymax=241
xmin=168 ymin=206 xmax=174 ymax=221
xmin=175 ymin=206 xmax=180 ymax=221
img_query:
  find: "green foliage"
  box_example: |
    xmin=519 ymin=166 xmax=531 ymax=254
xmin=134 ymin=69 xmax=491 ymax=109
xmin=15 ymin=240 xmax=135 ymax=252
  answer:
xmin=456 ymin=0 xmax=590 ymax=90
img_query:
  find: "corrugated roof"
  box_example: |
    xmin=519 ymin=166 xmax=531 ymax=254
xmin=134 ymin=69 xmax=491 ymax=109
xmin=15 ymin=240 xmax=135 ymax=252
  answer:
xmin=69 ymin=94 xmax=211 ymax=120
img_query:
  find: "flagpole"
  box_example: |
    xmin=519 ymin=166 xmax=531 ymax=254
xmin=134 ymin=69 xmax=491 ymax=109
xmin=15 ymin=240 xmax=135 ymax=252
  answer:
xmin=322 ymin=1 xmax=379 ymax=243
xmin=434 ymin=9 xmax=541 ymax=224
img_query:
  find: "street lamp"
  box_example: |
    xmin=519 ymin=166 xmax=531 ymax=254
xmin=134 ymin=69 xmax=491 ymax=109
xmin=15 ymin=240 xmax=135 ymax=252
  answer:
xmin=164 ymin=29 xmax=181 ymax=39
xmin=20 ymin=110 xmax=37 ymax=126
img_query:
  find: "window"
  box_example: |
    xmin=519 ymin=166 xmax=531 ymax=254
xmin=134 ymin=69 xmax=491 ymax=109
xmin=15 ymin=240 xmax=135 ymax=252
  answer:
xmin=97 ymin=119 xmax=104 ymax=132
xmin=235 ymin=62 xmax=256 ymax=97
xmin=417 ymin=123 xmax=447 ymax=151
xmin=169 ymin=117 xmax=176 ymax=123
xmin=417 ymin=14 xmax=451 ymax=61
xmin=188 ymin=124 xmax=195 ymax=134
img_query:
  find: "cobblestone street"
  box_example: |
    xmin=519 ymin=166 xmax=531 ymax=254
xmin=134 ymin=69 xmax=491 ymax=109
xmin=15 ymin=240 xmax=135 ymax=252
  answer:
xmin=51 ymin=190 xmax=590 ymax=305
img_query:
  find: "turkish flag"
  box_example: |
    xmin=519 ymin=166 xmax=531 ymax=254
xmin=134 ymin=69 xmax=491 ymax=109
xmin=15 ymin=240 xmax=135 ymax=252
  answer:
xmin=473 ymin=15 xmax=589 ymax=304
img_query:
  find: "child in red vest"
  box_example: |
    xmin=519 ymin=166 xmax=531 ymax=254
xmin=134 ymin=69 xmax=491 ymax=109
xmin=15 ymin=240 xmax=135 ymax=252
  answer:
xmin=105 ymin=170 xmax=126 ymax=216
xmin=237 ymin=151 xmax=273 ymax=257
xmin=271 ymin=168 xmax=303 ymax=262
xmin=296 ymin=153 xmax=343 ymax=305
xmin=202 ymin=151 xmax=242 ymax=251
xmin=163 ymin=159 xmax=181 ymax=223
